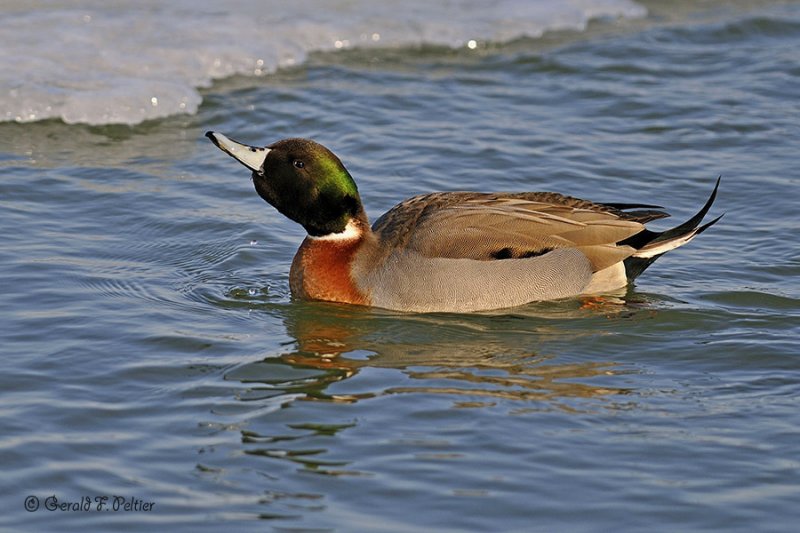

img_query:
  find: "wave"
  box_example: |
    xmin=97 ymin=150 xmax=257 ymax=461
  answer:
xmin=0 ymin=0 xmax=645 ymax=126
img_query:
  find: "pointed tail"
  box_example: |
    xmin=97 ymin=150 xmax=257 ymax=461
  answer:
xmin=621 ymin=177 xmax=723 ymax=280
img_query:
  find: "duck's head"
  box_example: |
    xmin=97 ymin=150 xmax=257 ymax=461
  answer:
xmin=206 ymin=132 xmax=365 ymax=237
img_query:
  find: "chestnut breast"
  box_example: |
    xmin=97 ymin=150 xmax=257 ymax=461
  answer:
xmin=289 ymin=236 xmax=370 ymax=305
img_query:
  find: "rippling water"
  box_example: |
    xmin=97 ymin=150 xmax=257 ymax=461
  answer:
xmin=2 ymin=1 xmax=799 ymax=531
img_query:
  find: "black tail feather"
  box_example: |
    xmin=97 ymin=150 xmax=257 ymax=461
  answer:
xmin=619 ymin=209 xmax=672 ymax=224
xmin=621 ymin=177 xmax=723 ymax=281
xmin=623 ymin=255 xmax=660 ymax=281
xmin=649 ymin=176 xmax=721 ymax=245
xmin=693 ymin=212 xmax=725 ymax=237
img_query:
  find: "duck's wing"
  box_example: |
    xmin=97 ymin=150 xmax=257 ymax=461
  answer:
xmin=372 ymin=192 xmax=659 ymax=272
xmin=364 ymin=185 xmax=719 ymax=312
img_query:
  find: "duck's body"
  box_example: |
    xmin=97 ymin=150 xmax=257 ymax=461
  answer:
xmin=207 ymin=132 xmax=721 ymax=313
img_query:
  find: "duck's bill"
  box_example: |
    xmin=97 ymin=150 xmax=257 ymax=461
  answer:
xmin=205 ymin=131 xmax=270 ymax=173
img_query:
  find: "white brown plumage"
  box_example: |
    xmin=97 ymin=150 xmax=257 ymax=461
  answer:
xmin=207 ymin=131 xmax=722 ymax=312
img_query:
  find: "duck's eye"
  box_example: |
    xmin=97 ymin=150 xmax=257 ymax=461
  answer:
xmin=293 ymin=159 xmax=305 ymax=169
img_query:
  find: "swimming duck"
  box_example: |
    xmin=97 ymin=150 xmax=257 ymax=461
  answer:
xmin=206 ymin=132 xmax=721 ymax=313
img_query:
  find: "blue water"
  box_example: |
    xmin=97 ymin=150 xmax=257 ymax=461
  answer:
xmin=2 ymin=1 xmax=799 ymax=531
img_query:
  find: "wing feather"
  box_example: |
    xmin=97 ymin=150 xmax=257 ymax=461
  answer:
xmin=371 ymin=192 xmax=643 ymax=271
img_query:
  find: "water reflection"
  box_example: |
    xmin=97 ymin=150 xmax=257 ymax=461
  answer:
xmin=213 ymin=298 xmax=645 ymax=519
xmin=226 ymin=299 xmax=637 ymax=408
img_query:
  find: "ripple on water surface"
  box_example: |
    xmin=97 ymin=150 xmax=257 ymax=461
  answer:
xmin=2 ymin=2 xmax=800 ymax=531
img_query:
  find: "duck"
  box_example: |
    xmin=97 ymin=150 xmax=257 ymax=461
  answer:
xmin=206 ymin=131 xmax=722 ymax=313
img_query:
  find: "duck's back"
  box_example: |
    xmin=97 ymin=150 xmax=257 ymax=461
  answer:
xmin=356 ymin=191 xmax=656 ymax=312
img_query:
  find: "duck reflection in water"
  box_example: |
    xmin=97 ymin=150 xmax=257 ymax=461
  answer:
xmin=217 ymin=298 xmax=645 ymax=485
xmin=226 ymin=299 xmax=639 ymax=408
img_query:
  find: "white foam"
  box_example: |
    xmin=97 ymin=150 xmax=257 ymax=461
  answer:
xmin=0 ymin=0 xmax=645 ymax=125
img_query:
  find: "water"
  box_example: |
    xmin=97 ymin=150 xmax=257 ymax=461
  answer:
xmin=2 ymin=0 xmax=799 ymax=531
